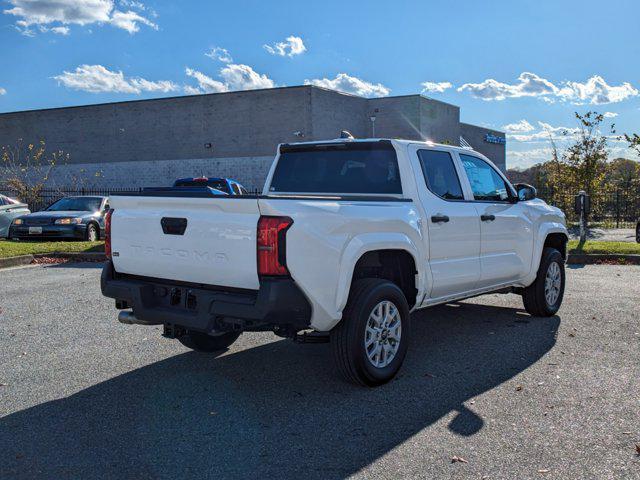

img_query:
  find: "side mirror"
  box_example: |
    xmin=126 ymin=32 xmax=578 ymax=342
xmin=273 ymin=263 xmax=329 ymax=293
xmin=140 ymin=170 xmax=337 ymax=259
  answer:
xmin=515 ymin=183 xmax=537 ymax=201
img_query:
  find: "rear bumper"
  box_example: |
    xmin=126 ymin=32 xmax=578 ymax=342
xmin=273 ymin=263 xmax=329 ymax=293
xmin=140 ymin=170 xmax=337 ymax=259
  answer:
xmin=100 ymin=261 xmax=312 ymax=335
xmin=9 ymin=224 xmax=87 ymax=239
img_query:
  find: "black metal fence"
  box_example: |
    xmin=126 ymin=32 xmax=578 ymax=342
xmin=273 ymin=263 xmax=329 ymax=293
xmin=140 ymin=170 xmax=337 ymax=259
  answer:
xmin=0 ymin=187 xmax=141 ymax=212
xmin=0 ymin=186 xmax=263 ymax=212
xmin=537 ymin=189 xmax=640 ymax=228
xmin=2 ymin=185 xmax=638 ymax=228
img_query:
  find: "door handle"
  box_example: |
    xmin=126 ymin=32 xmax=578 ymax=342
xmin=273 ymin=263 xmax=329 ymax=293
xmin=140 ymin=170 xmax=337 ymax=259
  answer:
xmin=431 ymin=215 xmax=450 ymax=223
xmin=481 ymin=214 xmax=496 ymax=222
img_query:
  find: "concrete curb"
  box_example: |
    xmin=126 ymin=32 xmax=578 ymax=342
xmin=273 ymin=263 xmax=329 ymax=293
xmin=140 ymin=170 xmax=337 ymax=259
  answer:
xmin=0 ymin=255 xmax=35 ymax=269
xmin=33 ymin=252 xmax=107 ymax=262
xmin=567 ymin=253 xmax=640 ymax=265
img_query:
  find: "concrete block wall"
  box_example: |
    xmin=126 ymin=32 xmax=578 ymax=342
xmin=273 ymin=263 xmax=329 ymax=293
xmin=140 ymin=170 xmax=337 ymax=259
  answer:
xmin=1 ymin=155 xmax=275 ymax=192
xmin=0 ymin=86 xmax=507 ymax=189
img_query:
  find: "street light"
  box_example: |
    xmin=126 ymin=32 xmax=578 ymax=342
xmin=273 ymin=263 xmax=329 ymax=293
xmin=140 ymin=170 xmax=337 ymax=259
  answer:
xmin=369 ymin=115 xmax=376 ymax=137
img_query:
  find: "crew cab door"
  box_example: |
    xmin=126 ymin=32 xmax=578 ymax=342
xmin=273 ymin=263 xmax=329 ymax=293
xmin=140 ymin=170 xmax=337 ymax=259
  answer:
xmin=409 ymin=146 xmax=481 ymax=300
xmin=457 ymin=153 xmax=533 ymax=287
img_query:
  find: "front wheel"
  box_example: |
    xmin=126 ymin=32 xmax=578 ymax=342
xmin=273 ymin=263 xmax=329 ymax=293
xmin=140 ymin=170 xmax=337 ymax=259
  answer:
xmin=522 ymin=247 xmax=565 ymax=317
xmin=178 ymin=331 xmax=241 ymax=353
xmin=331 ymin=278 xmax=411 ymax=387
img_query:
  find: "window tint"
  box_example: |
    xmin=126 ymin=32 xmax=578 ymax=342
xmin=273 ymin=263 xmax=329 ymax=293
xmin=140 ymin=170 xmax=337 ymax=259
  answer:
xmin=270 ymin=142 xmax=402 ymax=194
xmin=460 ymin=154 xmax=510 ymax=202
xmin=231 ymin=183 xmax=241 ymax=195
xmin=417 ymin=150 xmax=464 ymax=200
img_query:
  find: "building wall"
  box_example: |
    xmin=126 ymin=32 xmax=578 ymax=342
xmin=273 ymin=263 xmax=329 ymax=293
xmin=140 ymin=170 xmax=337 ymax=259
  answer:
xmin=418 ymin=97 xmax=460 ymax=145
xmin=0 ymin=86 xmax=506 ymax=189
xmin=0 ymin=86 xmax=314 ymax=165
xmin=310 ymin=87 xmax=368 ymax=139
xmin=24 ymin=155 xmax=275 ymax=192
xmin=460 ymin=122 xmax=506 ymax=171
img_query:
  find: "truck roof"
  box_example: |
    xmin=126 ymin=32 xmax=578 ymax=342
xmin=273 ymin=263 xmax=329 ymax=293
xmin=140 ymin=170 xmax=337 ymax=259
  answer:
xmin=280 ymin=137 xmax=475 ymax=153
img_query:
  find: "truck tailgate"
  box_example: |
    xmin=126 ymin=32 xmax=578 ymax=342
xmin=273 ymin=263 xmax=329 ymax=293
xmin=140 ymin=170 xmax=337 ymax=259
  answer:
xmin=109 ymin=195 xmax=260 ymax=290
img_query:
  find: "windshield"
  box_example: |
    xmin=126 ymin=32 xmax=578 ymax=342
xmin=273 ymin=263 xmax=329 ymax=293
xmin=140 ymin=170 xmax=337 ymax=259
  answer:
xmin=46 ymin=197 xmax=103 ymax=212
xmin=174 ymin=179 xmax=230 ymax=193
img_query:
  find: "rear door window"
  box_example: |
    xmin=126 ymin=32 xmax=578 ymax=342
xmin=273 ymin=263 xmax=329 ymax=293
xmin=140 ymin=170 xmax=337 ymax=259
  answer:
xmin=417 ymin=150 xmax=464 ymax=200
xmin=270 ymin=141 xmax=402 ymax=194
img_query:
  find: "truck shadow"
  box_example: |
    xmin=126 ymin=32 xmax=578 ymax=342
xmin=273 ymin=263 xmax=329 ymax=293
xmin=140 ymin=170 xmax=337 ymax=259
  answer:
xmin=0 ymin=301 xmax=559 ymax=480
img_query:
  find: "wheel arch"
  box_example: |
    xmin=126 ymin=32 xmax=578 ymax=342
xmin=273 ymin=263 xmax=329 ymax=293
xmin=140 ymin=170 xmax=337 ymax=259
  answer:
xmin=335 ymin=233 xmax=425 ymax=316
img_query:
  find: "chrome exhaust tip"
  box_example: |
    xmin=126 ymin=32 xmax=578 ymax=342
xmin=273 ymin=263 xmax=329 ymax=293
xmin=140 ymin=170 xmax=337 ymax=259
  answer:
xmin=117 ymin=310 xmax=161 ymax=326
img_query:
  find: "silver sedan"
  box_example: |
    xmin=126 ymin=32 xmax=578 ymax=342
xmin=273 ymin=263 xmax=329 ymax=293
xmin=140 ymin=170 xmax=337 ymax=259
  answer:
xmin=0 ymin=195 xmax=30 ymax=238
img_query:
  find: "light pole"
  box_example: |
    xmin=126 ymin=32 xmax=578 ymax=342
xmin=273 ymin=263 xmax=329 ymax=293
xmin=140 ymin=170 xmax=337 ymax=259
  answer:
xmin=369 ymin=115 xmax=376 ymax=137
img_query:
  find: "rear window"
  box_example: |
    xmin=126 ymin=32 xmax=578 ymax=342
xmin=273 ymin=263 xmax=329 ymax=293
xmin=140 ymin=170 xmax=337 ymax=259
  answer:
xmin=269 ymin=141 xmax=402 ymax=194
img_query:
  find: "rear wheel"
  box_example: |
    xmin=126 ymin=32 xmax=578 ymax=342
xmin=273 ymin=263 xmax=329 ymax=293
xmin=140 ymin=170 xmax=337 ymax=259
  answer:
xmin=331 ymin=278 xmax=410 ymax=387
xmin=522 ymin=247 xmax=565 ymax=317
xmin=178 ymin=331 xmax=241 ymax=353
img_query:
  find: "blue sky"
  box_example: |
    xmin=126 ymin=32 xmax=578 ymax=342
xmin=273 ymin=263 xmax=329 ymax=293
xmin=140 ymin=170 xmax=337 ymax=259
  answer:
xmin=1 ymin=0 xmax=639 ymax=168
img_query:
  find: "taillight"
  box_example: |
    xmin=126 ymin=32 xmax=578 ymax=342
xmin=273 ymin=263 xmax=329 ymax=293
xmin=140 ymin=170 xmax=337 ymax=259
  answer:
xmin=257 ymin=216 xmax=293 ymax=276
xmin=104 ymin=209 xmax=114 ymax=259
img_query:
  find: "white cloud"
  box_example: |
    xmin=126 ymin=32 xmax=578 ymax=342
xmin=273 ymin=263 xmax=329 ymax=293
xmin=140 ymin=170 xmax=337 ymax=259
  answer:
xmin=508 ymin=147 xmax=554 ymax=169
xmin=185 ymin=68 xmax=227 ymax=93
xmin=458 ymin=72 xmax=558 ymax=101
xmin=184 ymin=64 xmax=275 ymax=94
xmin=508 ymin=121 xmax=580 ymax=143
xmin=50 ymin=25 xmax=69 ymax=34
xmin=459 ymin=72 xmax=639 ymax=105
xmin=304 ymin=73 xmax=390 ymax=98
xmin=603 ymin=112 xmax=618 ymax=118
xmin=109 ymin=9 xmax=156 ymax=33
xmin=205 ymin=46 xmax=233 ymax=63
xmin=557 ymin=76 xmax=638 ymax=105
xmin=421 ymin=81 xmax=453 ymax=93
xmin=53 ymin=64 xmax=178 ymax=94
xmin=502 ymin=119 xmax=535 ymax=133
xmin=263 ymin=35 xmax=306 ymax=57
xmin=219 ymin=64 xmax=276 ymax=91
xmin=3 ymin=0 xmax=157 ymax=34
xmin=0 ymin=87 xmax=6 ymax=95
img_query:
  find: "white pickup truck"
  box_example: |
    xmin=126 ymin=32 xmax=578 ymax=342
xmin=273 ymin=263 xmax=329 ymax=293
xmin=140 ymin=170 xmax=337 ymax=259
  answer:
xmin=101 ymin=137 xmax=568 ymax=386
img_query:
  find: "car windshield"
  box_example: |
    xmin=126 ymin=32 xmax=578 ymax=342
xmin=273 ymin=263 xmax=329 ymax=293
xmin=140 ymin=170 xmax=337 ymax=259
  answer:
xmin=46 ymin=197 xmax=102 ymax=212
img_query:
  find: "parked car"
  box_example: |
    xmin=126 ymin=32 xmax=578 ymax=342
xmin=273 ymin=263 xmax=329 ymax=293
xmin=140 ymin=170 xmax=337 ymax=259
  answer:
xmin=0 ymin=195 xmax=30 ymax=238
xmin=9 ymin=196 xmax=109 ymax=241
xmin=173 ymin=176 xmax=248 ymax=195
xmin=102 ymin=138 xmax=568 ymax=386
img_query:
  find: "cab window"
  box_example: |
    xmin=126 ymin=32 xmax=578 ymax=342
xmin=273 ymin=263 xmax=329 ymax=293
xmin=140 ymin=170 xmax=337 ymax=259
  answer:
xmin=417 ymin=150 xmax=464 ymax=201
xmin=460 ymin=154 xmax=511 ymax=202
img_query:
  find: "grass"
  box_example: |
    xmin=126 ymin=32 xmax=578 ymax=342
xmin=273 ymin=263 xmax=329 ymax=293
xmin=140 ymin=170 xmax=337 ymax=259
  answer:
xmin=0 ymin=240 xmax=104 ymax=258
xmin=568 ymin=240 xmax=640 ymax=255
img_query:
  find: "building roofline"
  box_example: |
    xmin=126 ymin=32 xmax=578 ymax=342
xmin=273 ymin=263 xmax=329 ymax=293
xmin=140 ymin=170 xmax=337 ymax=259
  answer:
xmin=460 ymin=121 xmax=505 ymax=136
xmin=0 ymin=84 xmax=464 ymax=116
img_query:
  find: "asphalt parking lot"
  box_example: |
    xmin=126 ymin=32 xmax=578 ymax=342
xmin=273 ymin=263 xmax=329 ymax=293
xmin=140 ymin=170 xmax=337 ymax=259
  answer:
xmin=1 ymin=263 xmax=639 ymax=479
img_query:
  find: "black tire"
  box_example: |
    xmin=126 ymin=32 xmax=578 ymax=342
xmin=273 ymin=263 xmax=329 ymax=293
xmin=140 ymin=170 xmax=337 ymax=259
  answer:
xmin=522 ymin=247 xmax=565 ymax=317
xmin=636 ymin=222 xmax=640 ymax=243
xmin=85 ymin=223 xmax=99 ymax=242
xmin=178 ymin=331 xmax=241 ymax=353
xmin=331 ymin=278 xmax=411 ymax=387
